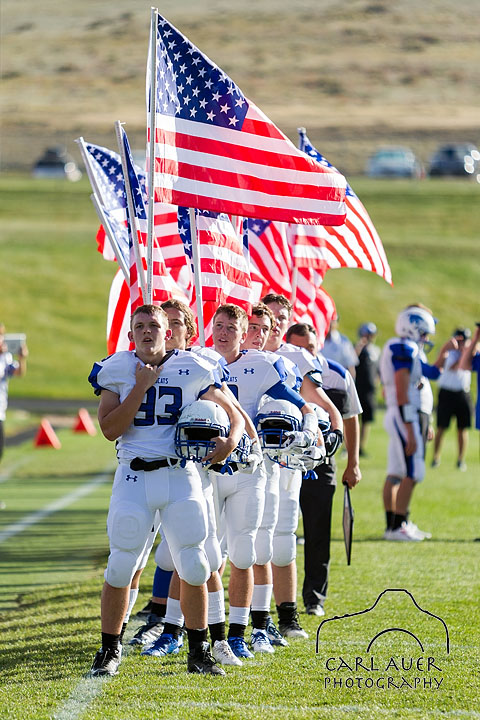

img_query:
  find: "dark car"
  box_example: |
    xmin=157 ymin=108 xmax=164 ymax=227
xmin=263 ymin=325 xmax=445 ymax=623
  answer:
xmin=365 ymin=146 xmax=423 ymax=179
xmin=428 ymin=143 xmax=480 ymax=178
xmin=32 ymin=145 xmax=82 ymax=181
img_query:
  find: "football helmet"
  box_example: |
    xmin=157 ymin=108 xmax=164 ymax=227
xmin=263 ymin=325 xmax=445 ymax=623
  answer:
xmin=310 ymin=404 xmax=331 ymax=438
xmin=255 ymin=399 xmax=304 ymax=468
xmin=175 ymin=400 xmax=230 ymax=462
xmin=395 ymin=306 xmax=436 ymax=343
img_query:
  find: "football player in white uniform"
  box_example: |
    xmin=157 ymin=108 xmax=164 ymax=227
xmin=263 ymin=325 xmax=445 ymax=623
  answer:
xmin=380 ymin=304 xmax=453 ymax=541
xmin=87 ymin=304 xmax=246 ymax=677
xmin=212 ymin=303 xmax=318 ymax=657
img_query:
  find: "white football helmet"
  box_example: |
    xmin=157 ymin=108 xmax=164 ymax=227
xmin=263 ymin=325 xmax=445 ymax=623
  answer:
xmin=395 ymin=306 xmax=436 ymax=343
xmin=255 ymin=399 xmax=303 ymax=468
xmin=175 ymin=400 xmax=230 ymax=462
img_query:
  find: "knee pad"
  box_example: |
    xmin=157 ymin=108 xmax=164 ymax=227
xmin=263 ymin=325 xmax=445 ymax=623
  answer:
xmin=254 ymin=528 xmax=273 ymax=566
xmin=166 ymin=498 xmax=207 ymax=547
xmin=205 ymin=535 xmax=222 ymax=573
xmin=104 ymin=549 xmax=140 ymax=588
xmin=176 ymin=546 xmax=210 ymax=586
xmin=155 ymin=538 xmax=175 ymax=572
xmin=107 ymin=501 xmax=151 ymax=551
xmin=272 ymin=534 xmax=296 ymax=566
xmin=228 ymin=534 xmax=256 ymax=570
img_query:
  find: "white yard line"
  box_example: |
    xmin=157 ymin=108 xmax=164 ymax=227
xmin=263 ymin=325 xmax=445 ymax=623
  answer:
xmin=0 ymin=468 xmax=113 ymax=544
xmin=0 ymin=456 xmax=31 ymax=484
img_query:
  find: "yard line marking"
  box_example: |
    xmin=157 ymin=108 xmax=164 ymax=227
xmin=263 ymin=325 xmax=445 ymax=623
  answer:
xmin=0 ymin=468 xmax=113 ymax=544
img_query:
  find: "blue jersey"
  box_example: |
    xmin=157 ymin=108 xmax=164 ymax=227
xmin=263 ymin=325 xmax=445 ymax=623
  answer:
xmin=88 ymin=349 xmax=221 ymax=461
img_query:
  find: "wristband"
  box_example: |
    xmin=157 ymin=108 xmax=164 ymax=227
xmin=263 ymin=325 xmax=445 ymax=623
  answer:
xmin=399 ymin=404 xmax=417 ymax=424
xmin=302 ymin=411 xmax=318 ymax=440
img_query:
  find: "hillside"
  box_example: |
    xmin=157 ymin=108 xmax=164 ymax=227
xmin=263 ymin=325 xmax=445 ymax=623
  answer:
xmin=1 ymin=0 xmax=480 ymax=174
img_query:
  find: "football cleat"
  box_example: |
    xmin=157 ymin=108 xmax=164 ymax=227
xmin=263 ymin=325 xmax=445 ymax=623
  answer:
xmin=227 ymin=636 xmax=254 ymax=659
xmin=251 ymin=629 xmax=275 ymax=654
xmin=405 ymin=521 xmax=432 ymax=540
xmin=384 ymin=522 xmax=423 ymax=542
xmin=129 ymin=613 xmax=164 ymax=646
xmin=305 ymin=603 xmax=325 ymax=617
xmin=265 ymin=617 xmax=288 ymax=647
xmin=212 ymin=639 xmax=243 ymax=666
xmin=279 ymin=614 xmax=308 ymax=639
xmin=141 ymin=632 xmax=183 ymax=656
xmin=187 ymin=641 xmax=226 ymax=675
xmin=89 ymin=645 xmax=122 ymax=677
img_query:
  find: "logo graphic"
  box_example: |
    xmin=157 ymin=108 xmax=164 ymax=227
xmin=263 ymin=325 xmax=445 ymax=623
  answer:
xmin=178 ymin=369 xmax=190 ymax=375
xmin=316 ymin=589 xmax=450 ymax=692
xmin=125 ymin=474 xmax=138 ymax=482
xmin=243 ymin=368 xmax=255 ymax=374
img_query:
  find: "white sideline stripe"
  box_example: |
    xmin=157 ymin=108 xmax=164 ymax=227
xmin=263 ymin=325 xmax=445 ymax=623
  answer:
xmin=145 ymin=703 xmax=480 ymax=717
xmin=0 ymin=469 xmax=113 ymax=544
xmin=0 ymin=456 xmax=30 ymax=483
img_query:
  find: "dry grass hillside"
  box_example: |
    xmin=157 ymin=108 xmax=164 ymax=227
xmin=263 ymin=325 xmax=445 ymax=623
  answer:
xmin=1 ymin=0 xmax=480 ymax=174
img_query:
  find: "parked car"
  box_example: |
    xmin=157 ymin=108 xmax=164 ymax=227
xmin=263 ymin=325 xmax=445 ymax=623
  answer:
xmin=32 ymin=145 xmax=82 ymax=181
xmin=365 ymin=146 xmax=424 ymax=179
xmin=428 ymin=143 xmax=480 ymax=178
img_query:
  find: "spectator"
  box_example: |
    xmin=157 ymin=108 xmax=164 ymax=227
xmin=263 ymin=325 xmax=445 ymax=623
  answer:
xmin=322 ymin=313 xmax=359 ymax=378
xmin=459 ymin=323 xmax=480 ymax=434
xmin=432 ymin=328 xmax=473 ymax=471
xmin=355 ymin=322 xmax=381 ymax=456
xmin=0 ymin=323 xmax=28 ymax=464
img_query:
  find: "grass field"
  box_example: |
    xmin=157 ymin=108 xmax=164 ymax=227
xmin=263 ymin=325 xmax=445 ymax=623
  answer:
xmin=0 ymin=412 xmax=479 ymax=719
xmin=1 ymin=174 xmax=479 ymax=400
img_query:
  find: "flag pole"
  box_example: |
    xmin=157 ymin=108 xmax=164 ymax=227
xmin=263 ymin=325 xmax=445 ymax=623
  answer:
xmin=90 ymin=193 xmax=130 ymax=282
xmin=114 ymin=120 xmax=147 ymax=302
xmin=189 ymin=208 xmax=206 ymax=347
xmin=146 ymin=6 xmax=158 ymax=305
xmin=289 ymin=126 xmax=307 ymax=311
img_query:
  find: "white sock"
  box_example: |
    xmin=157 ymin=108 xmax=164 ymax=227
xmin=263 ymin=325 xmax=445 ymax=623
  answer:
xmin=124 ymin=588 xmax=139 ymax=623
xmin=208 ymin=589 xmax=226 ymax=625
xmin=228 ymin=605 xmax=250 ymax=627
xmin=251 ymin=583 xmax=273 ymax=612
xmin=164 ymin=597 xmax=184 ymax=627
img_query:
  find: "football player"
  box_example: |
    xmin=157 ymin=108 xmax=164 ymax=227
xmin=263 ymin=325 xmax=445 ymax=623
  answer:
xmin=87 ymin=304 xmax=246 ymax=677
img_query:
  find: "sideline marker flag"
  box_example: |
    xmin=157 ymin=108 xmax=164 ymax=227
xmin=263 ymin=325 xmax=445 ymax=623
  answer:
xmin=34 ymin=420 xmax=61 ymax=449
xmin=73 ymin=409 xmax=97 ymax=436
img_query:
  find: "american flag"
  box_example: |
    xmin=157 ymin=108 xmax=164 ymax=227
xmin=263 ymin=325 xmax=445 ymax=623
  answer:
xmin=291 ymin=129 xmax=392 ymax=285
xmin=147 ymin=14 xmax=347 ymax=225
xmin=107 ymin=269 xmax=132 ymax=353
xmin=247 ymin=219 xmax=293 ymax=299
xmin=178 ymin=207 xmax=253 ymax=343
xmin=121 ymin=125 xmax=187 ymax=309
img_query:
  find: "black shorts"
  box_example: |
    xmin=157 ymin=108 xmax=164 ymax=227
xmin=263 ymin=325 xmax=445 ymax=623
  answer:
xmin=358 ymin=391 xmax=376 ymax=423
xmin=437 ymin=388 xmax=472 ymax=430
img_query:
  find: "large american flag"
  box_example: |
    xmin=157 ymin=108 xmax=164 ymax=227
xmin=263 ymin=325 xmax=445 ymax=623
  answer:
xmin=291 ymin=129 xmax=392 ymax=285
xmin=147 ymin=14 xmax=347 ymax=225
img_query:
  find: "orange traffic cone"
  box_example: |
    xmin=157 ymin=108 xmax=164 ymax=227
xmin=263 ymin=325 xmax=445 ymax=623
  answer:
xmin=34 ymin=419 xmax=61 ymax=449
xmin=73 ymin=408 xmax=97 ymax=436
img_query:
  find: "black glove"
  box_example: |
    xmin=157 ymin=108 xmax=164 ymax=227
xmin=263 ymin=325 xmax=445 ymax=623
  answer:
xmin=324 ymin=429 xmax=344 ymax=457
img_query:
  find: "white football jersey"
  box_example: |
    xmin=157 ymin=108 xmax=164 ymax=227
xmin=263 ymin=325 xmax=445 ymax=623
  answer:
xmin=89 ymin=349 xmax=221 ymax=461
xmin=277 ymin=343 xmax=323 ymax=383
xmin=317 ymin=353 xmax=362 ymax=418
xmin=0 ymin=351 xmax=17 ymax=421
xmin=191 ymin=346 xmax=229 ymax=382
xmin=379 ymin=337 xmax=423 ymax=410
xmin=224 ymin=350 xmax=288 ymax=419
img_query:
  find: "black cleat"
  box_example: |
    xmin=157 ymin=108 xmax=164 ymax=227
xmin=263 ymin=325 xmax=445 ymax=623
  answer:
xmin=187 ymin=641 xmax=226 ymax=676
xmin=89 ymin=645 xmax=122 ymax=677
xmin=135 ymin=599 xmax=153 ymax=618
xmin=129 ymin=613 xmax=164 ymax=646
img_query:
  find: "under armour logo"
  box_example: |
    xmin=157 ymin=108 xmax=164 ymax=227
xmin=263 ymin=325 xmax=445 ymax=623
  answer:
xmin=178 ymin=369 xmax=190 ymax=375
xmin=244 ymin=368 xmax=255 ymax=374
xmin=125 ymin=474 xmax=138 ymax=482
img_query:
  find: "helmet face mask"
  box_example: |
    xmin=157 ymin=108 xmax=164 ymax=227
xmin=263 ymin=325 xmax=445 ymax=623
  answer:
xmin=175 ymin=400 xmax=229 ymax=462
xmin=255 ymin=399 xmax=303 ymax=468
xmin=310 ymin=403 xmax=331 ymax=438
xmin=395 ymin=307 xmax=436 ymax=343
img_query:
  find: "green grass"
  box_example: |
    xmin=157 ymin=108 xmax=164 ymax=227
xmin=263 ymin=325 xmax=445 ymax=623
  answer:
xmin=0 ymin=415 xmax=479 ymax=719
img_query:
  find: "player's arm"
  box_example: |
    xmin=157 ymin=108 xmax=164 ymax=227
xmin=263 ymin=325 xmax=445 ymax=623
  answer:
xmin=300 ymin=375 xmax=343 ymax=432
xmin=98 ymin=362 xmax=161 ymax=441
xmin=459 ymin=325 xmax=480 ymax=371
xmin=394 ymin=367 xmax=416 ymax=456
xmin=201 ymin=385 xmax=245 ymax=464
xmin=13 ymin=343 xmax=28 ymax=377
xmin=220 ymin=382 xmax=258 ymax=440
xmin=342 ymin=415 xmax=361 ymax=489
